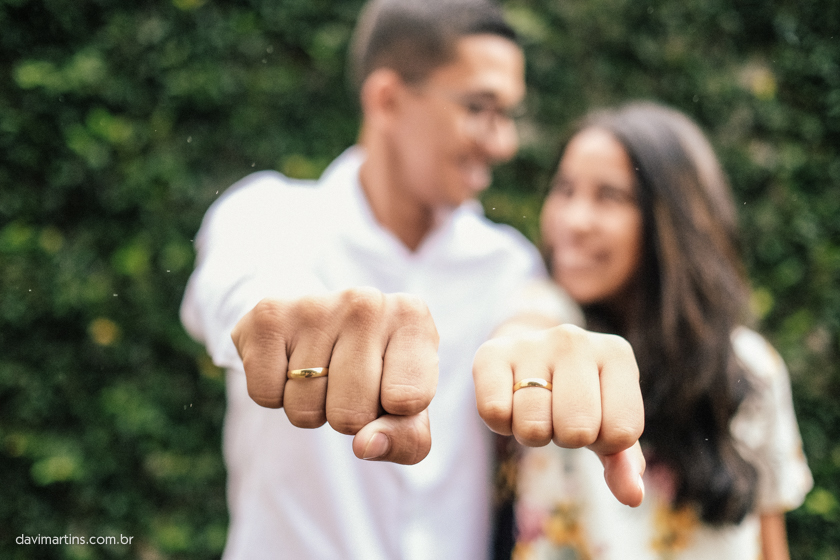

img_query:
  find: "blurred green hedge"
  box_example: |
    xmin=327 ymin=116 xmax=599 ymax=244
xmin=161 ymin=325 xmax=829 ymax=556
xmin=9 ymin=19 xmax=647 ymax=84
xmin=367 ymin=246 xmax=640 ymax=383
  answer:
xmin=1 ymin=0 xmax=837 ymax=558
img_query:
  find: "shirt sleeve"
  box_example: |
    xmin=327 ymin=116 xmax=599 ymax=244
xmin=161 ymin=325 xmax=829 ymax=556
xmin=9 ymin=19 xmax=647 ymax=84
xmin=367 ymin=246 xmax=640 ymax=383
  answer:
xmin=729 ymin=327 xmax=814 ymax=513
xmin=180 ymin=173 xmax=326 ymax=371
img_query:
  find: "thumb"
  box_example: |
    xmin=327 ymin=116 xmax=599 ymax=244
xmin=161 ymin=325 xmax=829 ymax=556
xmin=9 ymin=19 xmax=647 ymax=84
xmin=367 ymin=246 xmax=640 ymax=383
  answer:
xmin=598 ymin=441 xmax=646 ymax=507
xmin=352 ymin=410 xmax=432 ymax=465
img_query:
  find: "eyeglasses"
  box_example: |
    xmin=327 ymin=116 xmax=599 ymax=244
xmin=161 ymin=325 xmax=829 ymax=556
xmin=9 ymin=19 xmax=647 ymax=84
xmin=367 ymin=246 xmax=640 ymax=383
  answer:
xmin=414 ymin=86 xmax=526 ymax=141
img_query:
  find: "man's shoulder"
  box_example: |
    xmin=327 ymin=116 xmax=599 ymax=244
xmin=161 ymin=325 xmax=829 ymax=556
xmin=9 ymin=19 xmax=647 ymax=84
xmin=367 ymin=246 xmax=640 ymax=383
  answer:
xmin=219 ymin=171 xmax=319 ymax=208
xmin=212 ymin=147 xmax=362 ymax=218
xmin=202 ymin=171 xmax=327 ymax=229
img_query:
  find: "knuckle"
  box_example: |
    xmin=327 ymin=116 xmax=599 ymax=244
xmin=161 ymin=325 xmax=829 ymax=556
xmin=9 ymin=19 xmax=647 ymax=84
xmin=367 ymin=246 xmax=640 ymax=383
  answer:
xmin=285 ymin=409 xmax=327 ymax=429
xmin=476 ymin=399 xmax=510 ymax=424
xmin=553 ymin=424 xmax=600 ymax=448
xmin=245 ymin=384 xmax=282 ymax=409
xmin=291 ymin=324 xmax=335 ymax=353
xmin=328 ymin=407 xmax=378 ymax=436
xmin=537 ymin=324 xmax=583 ymax=357
xmin=239 ymin=347 xmax=258 ymax=374
xmin=515 ymin=420 xmax=553 ymax=446
xmin=230 ymin=322 xmax=243 ymax=349
xmin=341 ymin=287 xmax=385 ymax=325
xmin=389 ymin=293 xmax=429 ymax=319
xmin=552 ymin=323 xmax=590 ymax=348
xmin=477 ymin=337 xmax=513 ymax=360
xmin=509 ymin=336 xmax=543 ymax=359
xmin=381 ymin=384 xmax=434 ymax=416
xmin=389 ymin=294 xmax=439 ymax=342
xmin=240 ymin=353 xmax=260 ymax=375
xmin=390 ymin=294 xmax=432 ymax=325
xmin=471 ymin=349 xmax=489 ymax=378
xmin=250 ymin=298 xmax=284 ymax=332
xmin=291 ymin=295 xmax=332 ymax=326
xmin=603 ymin=333 xmax=634 ymax=356
xmin=602 ymin=421 xmax=644 ymax=450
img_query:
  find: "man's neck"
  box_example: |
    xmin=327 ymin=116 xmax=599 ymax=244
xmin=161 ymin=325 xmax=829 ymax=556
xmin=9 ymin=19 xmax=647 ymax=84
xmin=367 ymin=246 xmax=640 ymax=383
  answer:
xmin=357 ymin=150 xmax=435 ymax=253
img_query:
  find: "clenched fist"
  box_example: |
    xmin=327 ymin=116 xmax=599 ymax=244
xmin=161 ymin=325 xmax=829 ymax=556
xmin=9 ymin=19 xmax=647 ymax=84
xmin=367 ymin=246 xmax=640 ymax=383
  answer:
xmin=231 ymin=287 xmax=439 ymax=465
xmin=473 ymin=324 xmax=646 ymax=507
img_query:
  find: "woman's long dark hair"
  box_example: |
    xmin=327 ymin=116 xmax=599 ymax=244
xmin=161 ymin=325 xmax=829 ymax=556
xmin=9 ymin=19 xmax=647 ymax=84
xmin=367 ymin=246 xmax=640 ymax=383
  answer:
xmin=565 ymin=102 xmax=758 ymax=525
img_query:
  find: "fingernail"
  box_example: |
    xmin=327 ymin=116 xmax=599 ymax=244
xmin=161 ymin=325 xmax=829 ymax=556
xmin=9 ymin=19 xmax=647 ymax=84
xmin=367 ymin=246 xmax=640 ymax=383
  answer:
xmin=362 ymin=432 xmax=390 ymax=460
xmin=637 ymin=474 xmax=645 ymax=502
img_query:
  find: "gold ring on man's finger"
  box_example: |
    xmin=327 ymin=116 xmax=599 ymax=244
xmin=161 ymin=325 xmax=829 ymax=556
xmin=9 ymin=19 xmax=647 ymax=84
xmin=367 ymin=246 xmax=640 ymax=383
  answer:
xmin=287 ymin=367 xmax=329 ymax=379
xmin=513 ymin=378 xmax=552 ymax=392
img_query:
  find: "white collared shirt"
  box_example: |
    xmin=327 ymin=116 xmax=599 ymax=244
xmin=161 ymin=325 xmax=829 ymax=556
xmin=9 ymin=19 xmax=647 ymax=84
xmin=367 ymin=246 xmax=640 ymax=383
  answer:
xmin=181 ymin=147 xmax=577 ymax=560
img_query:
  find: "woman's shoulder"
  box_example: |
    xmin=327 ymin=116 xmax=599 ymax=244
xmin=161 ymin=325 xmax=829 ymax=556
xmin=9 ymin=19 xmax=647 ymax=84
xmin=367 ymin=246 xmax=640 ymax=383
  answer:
xmin=730 ymin=326 xmax=787 ymax=383
xmin=729 ymin=327 xmax=814 ymax=513
xmin=729 ymin=326 xmax=791 ymax=432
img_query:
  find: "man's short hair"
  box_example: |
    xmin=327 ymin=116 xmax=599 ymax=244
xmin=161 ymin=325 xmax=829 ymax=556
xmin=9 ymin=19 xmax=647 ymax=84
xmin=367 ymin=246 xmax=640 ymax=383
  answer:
xmin=349 ymin=0 xmax=518 ymax=91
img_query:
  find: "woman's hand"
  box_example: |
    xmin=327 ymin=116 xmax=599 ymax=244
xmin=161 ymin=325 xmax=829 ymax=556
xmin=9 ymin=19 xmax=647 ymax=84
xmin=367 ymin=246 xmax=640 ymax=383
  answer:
xmin=473 ymin=324 xmax=646 ymax=507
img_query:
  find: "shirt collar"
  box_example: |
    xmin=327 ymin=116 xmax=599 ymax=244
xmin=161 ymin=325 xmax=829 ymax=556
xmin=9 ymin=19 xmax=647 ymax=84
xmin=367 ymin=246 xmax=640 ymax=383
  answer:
xmin=318 ymin=146 xmax=485 ymax=260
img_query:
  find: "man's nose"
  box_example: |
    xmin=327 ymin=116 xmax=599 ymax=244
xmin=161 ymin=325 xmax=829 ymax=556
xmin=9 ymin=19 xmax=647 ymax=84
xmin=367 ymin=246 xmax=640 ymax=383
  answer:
xmin=479 ymin=119 xmax=519 ymax=163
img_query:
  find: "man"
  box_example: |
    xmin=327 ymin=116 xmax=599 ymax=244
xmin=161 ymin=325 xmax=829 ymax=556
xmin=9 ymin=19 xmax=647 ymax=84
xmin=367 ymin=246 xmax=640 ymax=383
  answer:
xmin=180 ymin=1 xmax=645 ymax=558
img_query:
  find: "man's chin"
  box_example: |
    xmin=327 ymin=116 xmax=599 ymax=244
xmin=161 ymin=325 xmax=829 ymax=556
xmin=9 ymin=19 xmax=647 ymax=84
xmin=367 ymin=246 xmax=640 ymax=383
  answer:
xmin=460 ymin=164 xmax=493 ymax=195
xmin=452 ymin=186 xmax=485 ymax=207
xmin=462 ymin=180 xmax=492 ymax=204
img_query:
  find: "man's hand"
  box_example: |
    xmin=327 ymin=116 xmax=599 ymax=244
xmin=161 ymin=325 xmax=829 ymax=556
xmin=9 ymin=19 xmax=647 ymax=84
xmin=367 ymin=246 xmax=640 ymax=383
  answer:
xmin=231 ymin=287 xmax=439 ymax=465
xmin=473 ymin=324 xmax=646 ymax=507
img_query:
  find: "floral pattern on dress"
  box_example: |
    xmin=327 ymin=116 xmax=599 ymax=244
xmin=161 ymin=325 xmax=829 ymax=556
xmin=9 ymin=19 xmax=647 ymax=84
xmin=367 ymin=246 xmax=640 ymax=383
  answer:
xmin=513 ymin=502 xmax=593 ymax=560
xmin=649 ymin=502 xmax=699 ymax=558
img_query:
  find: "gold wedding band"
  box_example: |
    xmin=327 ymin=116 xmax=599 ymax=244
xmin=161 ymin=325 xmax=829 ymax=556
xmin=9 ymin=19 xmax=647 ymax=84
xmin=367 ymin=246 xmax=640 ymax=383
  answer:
xmin=513 ymin=378 xmax=552 ymax=392
xmin=287 ymin=367 xmax=329 ymax=379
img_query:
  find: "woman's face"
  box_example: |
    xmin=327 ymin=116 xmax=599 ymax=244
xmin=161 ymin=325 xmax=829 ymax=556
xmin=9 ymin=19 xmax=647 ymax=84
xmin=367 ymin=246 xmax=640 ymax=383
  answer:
xmin=540 ymin=127 xmax=644 ymax=306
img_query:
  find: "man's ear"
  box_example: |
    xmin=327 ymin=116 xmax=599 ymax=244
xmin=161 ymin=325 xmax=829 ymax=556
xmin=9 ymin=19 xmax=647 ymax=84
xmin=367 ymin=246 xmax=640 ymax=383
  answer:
xmin=360 ymin=68 xmax=405 ymax=128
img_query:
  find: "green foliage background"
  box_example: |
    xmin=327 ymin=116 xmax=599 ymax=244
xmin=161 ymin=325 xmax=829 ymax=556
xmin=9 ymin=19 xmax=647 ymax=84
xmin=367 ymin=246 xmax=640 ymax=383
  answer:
xmin=1 ymin=0 xmax=837 ymax=558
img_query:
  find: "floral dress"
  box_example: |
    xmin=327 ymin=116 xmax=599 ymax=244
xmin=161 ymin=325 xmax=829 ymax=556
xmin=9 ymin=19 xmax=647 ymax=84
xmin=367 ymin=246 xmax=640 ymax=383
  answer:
xmin=513 ymin=327 xmax=813 ymax=560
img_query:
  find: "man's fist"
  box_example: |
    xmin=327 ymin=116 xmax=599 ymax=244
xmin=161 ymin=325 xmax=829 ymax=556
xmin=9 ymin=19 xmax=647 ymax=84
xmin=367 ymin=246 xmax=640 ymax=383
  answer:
xmin=231 ymin=287 xmax=439 ymax=465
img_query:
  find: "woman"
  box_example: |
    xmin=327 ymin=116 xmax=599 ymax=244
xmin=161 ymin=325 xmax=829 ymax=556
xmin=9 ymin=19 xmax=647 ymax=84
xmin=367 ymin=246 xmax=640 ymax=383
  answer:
xmin=513 ymin=102 xmax=812 ymax=560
